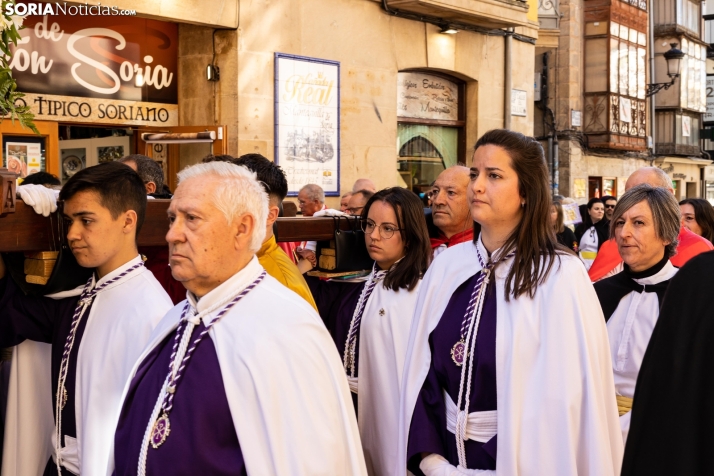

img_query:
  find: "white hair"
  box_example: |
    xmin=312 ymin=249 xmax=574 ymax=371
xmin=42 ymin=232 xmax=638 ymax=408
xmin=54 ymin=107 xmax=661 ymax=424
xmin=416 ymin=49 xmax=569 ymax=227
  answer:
xmin=177 ymin=161 xmax=268 ymax=253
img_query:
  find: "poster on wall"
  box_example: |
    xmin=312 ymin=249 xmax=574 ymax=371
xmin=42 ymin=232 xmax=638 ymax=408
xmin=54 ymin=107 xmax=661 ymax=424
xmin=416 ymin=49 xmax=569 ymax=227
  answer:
xmin=6 ymin=141 xmax=42 ymax=178
xmin=275 ymin=53 xmax=340 ymax=196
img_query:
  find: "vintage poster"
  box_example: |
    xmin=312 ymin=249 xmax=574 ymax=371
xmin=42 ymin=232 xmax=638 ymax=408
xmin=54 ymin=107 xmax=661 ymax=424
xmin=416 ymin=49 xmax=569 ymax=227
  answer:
xmin=397 ymin=72 xmax=459 ymax=121
xmin=275 ymin=53 xmax=340 ymax=196
xmin=6 ymin=142 xmax=42 ymax=178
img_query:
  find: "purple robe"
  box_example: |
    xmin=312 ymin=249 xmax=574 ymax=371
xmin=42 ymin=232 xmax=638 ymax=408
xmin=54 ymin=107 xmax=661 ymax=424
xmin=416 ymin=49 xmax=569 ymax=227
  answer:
xmin=407 ymin=272 xmax=498 ymax=473
xmin=113 ymin=321 xmax=246 ymax=476
xmin=0 ymin=276 xmax=91 ymax=476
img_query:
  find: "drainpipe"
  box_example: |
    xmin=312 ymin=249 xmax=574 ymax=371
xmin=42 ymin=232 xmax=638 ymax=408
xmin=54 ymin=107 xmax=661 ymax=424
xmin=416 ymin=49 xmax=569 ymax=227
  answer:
xmin=504 ymin=28 xmax=513 ymax=130
xmin=649 ymin=5 xmax=656 ymax=156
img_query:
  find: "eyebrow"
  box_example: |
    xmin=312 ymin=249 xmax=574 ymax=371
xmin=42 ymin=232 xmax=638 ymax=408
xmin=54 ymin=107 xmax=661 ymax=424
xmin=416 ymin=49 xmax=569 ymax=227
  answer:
xmin=469 ymin=167 xmax=504 ymax=172
xmin=65 ymin=211 xmax=96 ymax=218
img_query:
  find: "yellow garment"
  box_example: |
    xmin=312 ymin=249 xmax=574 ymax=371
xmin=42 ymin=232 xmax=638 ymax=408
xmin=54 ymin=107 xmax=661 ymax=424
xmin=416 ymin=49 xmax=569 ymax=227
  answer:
xmin=257 ymin=235 xmax=318 ymax=311
xmin=616 ymin=395 xmax=633 ymax=416
xmin=581 ymin=251 xmax=598 ymax=260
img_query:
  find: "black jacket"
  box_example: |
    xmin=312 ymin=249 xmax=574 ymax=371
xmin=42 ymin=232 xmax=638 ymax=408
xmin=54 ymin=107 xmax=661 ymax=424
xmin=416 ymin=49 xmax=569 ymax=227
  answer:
xmin=556 ymin=227 xmax=578 ymax=252
xmin=574 ymin=219 xmax=609 ymax=251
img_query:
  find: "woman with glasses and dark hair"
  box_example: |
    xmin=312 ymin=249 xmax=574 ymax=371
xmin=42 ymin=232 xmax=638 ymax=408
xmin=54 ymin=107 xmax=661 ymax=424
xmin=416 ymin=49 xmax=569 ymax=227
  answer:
xmin=308 ymin=187 xmax=431 ymax=476
xmin=679 ymin=198 xmax=714 ymax=243
xmin=398 ymin=129 xmax=621 ymax=476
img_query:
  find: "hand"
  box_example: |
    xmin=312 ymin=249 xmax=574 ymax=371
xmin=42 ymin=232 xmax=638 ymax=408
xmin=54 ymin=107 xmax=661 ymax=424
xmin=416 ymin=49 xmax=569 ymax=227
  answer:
xmin=296 ymin=249 xmax=317 ymax=267
xmin=17 ymin=184 xmax=58 ymax=217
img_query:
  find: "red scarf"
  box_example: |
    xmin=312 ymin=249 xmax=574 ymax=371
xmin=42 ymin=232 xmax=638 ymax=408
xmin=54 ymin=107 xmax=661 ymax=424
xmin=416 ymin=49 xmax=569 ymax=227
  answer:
xmin=430 ymin=228 xmax=474 ymax=249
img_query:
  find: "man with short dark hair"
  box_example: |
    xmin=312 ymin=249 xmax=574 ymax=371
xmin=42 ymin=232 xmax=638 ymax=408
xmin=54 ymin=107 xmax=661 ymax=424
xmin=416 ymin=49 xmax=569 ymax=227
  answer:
xmin=0 ymin=162 xmax=172 ymax=476
xmin=234 ymin=154 xmax=317 ymax=310
xmin=346 ymin=189 xmax=374 ymax=216
xmin=119 ymin=154 xmax=169 ymax=198
xmin=602 ymin=195 xmax=617 ymax=221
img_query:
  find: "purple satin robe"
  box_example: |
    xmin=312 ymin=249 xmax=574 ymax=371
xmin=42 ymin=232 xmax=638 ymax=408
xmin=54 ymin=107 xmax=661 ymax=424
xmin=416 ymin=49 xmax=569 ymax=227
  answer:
xmin=0 ymin=276 xmax=91 ymax=476
xmin=407 ymin=272 xmax=498 ymax=473
xmin=113 ymin=321 xmax=246 ymax=476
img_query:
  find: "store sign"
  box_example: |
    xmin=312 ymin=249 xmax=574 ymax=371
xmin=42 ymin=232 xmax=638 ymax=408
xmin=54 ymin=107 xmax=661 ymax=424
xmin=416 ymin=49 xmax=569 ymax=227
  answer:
xmin=705 ymin=76 xmax=714 ymax=124
xmin=397 ymin=72 xmax=459 ymax=121
xmin=17 ymin=92 xmax=178 ymax=126
xmin=274 ymin=53 xmax=340 ymax=196
xmin=10 ymin=15 xmax=177 ymax=105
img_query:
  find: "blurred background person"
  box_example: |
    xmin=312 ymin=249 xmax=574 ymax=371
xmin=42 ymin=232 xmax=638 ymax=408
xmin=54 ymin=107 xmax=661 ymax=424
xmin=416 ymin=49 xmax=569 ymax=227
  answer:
xmin=120 ymin=154 xmax=171 ymax=198
xmin=346 ymin=189 xmax=374 ymax=216
xmin=352 ymin=178 xmax=376 ymax=194
xmin=602 ymin=195 xmax=618 ymax=221
xmin=594 ymin=184 xmax=680 ymax=444
xmin=552 ymin=201 xmax=578 ymax=252
xmin=340 ymin=192 xmax=353 ymax=213
xmin=679 ymin=198 xmax=714 ymax=243
xmin=426 ymin=166 xmax=473 ymax=259
xmin=575 ymin=198 xmax=608 ymax=270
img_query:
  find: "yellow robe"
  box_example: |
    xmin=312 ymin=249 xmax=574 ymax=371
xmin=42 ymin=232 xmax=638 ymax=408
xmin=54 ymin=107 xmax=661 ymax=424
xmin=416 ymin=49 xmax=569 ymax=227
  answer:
xmin=257 ymin=235 xmax=318 ymax=311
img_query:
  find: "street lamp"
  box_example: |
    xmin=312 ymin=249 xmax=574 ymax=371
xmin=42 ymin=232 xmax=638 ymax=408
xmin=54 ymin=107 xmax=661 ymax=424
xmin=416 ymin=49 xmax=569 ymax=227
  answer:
xmin=646 ymin=43 xmax=685 ymax=97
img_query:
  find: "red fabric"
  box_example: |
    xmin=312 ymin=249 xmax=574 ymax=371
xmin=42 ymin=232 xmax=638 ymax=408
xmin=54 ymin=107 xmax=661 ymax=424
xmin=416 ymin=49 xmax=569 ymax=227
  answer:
xmin=429 ymin=228 xmax=474 ymax=249
xmin=139 ymin=246 xmax=186 ymax=305
xmin=278 ymin=241 xmax=299 ymax=264
xmin=588 ymin=227 xmax=714 ymax=282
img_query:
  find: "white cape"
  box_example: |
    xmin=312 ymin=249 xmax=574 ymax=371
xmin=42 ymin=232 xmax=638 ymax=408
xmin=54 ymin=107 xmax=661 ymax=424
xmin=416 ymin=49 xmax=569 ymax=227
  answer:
xmin=111 ymin=256 xmax=367 ymax=476
xmin=2 ymin=256 xmax=172 ymax=476
xmin=397 ymin=240 xmax=623 ymax=475
xmin=359 ymin=278 xmax=420 ymax=476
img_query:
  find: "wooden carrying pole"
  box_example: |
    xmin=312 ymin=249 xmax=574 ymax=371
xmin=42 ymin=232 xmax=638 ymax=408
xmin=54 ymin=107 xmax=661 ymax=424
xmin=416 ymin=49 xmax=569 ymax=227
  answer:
xmin=0 ymin=198 xmax=354 ymax=252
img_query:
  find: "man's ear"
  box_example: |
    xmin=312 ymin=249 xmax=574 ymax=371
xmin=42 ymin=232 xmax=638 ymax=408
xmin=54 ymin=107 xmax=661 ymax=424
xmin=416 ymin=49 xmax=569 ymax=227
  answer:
xmin=122 ymin=210 xmax=138 ymax=235
xmin=146 ymin=182 xmax=157 ymax=194
xmin=266 ymin=205 xmax=279 ymax=227
xmin=234 ymin=212 xmax=255 ymax=250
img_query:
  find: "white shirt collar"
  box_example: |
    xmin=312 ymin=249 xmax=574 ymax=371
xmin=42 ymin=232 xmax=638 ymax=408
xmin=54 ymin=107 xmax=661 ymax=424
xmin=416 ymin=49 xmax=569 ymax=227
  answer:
xmin=187 ymin=255 xmax=263 ymax=314
xmin=92 ymin=254 xmax=144 ymax=289
xmin=633 ymin=260 xmax=677 ymax=286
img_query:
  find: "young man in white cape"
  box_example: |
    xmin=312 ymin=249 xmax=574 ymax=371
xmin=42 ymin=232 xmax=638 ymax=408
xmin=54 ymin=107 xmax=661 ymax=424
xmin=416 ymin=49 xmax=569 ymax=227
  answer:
xmin=397 ymin=129 xmax=622 ymax=476
xmin=0 ymin=162 xmax=172 ymax=476
xmin=110 ymin=162 xmax=366 ymax=476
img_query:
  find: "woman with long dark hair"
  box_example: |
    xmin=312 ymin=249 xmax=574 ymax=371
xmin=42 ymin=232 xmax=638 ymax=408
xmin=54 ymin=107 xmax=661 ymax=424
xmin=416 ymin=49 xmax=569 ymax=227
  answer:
xmin=575 ymin=197 xmax=609 ymax=270
xmin=551 ymin=200 xmax=578 ymax=252
xmin=679 ymin=198 xmax=714 ymax=243
xmin=309 ymin=187 xmax=431 ymax=476
xmin=398 ymin=129 xmax=621 ymax=476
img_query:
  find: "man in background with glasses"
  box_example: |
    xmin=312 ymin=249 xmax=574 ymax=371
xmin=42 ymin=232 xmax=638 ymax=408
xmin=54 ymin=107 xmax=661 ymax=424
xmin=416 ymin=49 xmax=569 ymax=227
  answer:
xmin=427 ymin=166 xmax=473 ymax=258
xmin=602 ymin=195 xmax=618 ymax=221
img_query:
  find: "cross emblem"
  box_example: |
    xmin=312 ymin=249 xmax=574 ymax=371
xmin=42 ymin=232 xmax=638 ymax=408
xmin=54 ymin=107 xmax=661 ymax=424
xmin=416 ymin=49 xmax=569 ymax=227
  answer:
xmin=379 ymin=309 xmax=385 ymax=316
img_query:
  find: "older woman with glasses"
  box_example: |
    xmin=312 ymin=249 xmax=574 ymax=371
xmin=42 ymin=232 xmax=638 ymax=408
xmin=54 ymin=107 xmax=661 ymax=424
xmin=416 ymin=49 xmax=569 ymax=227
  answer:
xmin=594 ymin=184 xmax=681 ymax=444
xmin=308 ymin=187 xmax=432 ymax=476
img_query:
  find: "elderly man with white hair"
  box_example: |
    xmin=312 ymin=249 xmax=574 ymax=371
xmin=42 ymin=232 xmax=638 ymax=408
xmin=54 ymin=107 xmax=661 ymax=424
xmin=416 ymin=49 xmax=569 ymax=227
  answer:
xmin=110 ymin=162 xmax=367 ymax=476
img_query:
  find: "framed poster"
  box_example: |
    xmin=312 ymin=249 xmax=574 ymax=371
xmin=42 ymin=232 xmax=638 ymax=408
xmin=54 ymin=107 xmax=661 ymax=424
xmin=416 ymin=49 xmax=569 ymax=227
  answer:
xmin=275 ymin=53 xmax=340 ymax=196
xmin=4 ymin=137 xmax=45 ymax=178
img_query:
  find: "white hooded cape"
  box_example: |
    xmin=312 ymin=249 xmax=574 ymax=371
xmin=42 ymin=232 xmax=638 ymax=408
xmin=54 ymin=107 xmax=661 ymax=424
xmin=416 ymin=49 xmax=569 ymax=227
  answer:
xmin=2 ymin=256 xmax=172 ymax=476
xmin=397 ymin=240 xmax=623 ymax=475
xmin=111 ymin=257 xmax=367 ymax=476
xmin=358 ymin=277 xmax=421 ymax=476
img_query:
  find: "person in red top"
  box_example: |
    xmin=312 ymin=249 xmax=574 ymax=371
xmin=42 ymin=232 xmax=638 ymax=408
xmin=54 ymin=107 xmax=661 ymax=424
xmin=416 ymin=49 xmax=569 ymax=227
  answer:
xmin=427 ymin=166 xmax=475 ymax=258
xmin=588 ymin=167 xmax=713 ymax=281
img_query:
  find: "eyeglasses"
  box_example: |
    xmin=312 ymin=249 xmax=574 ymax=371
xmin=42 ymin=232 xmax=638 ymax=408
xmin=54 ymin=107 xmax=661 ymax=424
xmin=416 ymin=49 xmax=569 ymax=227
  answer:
xmin=346 ymin=206 xmax=364 ymax=215
xmin=361 ymin=220 xmax=404 ymax=239
xmin=605 ymin=204 xmax=616 ymax=209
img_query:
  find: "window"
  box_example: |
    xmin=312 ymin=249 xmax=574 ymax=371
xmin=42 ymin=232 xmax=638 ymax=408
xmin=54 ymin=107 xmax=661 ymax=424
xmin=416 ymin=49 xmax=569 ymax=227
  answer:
xmin=679 ymin=38 xmax=707 ymax=113
xmin=582 ymin=4 xmax=648 ymax=148
xmin=678 ymin=0 xmax=701 ymax=35
xmin=397 ymin=72 xmax=464 ymax=193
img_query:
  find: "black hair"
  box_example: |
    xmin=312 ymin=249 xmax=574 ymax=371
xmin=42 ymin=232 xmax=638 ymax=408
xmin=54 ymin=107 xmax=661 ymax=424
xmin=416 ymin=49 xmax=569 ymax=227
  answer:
xmin=234 ymin=153 xmax=289 ymax=202
xmin=21 ymin=171 xmax=60 ymax=186
xmin=679 ymin=198 xmax=714 ymax=243
xmin=201 ymin=154 xmax=235 ymax=163
xmin=120 ymin=154 xmax=165 ymax=191
xmin=361 ymin=187 xmax=431 ymax=291
xmin=602 ymin=195 xmax=617 ymax=203
xmin=59 ymin=162 xmax=147 ymax=237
